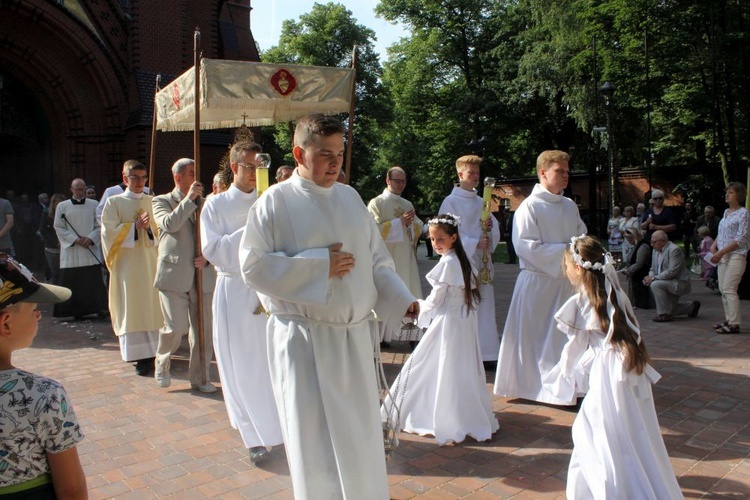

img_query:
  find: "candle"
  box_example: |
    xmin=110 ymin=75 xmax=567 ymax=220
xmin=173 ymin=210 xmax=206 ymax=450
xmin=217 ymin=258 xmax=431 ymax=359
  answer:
xmin=256 ymin=167 xmax=269 ymax=196
xmin=481 ymin=177 xmax=496 ymax=221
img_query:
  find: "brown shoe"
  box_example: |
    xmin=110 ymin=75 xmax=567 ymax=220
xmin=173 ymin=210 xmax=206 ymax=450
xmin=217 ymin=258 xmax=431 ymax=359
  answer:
xmin=688 ymin=301 xmax=701 ymax=318
xmin=652 ymin=314 xmax=673 ymax=322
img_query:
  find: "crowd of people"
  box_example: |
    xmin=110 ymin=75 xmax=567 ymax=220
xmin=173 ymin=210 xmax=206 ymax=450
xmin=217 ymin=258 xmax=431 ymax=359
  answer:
xmin=1 ymin=112 xmax=748 ymax=498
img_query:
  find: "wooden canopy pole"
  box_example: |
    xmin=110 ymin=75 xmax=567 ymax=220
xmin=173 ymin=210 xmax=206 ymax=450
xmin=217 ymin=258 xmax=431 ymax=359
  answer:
xmin=193 ymin=27 xmax=207 ymax=386
xmin=147 ymin=74 xmax=161 ymax=196
xmin=344 ymin=46 xmax=357 ymax=185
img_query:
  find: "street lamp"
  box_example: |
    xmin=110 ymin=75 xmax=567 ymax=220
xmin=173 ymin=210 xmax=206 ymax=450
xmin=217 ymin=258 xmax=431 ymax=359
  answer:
xmin=600 ymin=81 xmax=617 ymax=215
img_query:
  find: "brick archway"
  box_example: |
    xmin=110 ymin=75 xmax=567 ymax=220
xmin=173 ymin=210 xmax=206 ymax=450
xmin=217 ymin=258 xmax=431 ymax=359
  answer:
xmin=0 ymin=0 xmax=128 ymax=195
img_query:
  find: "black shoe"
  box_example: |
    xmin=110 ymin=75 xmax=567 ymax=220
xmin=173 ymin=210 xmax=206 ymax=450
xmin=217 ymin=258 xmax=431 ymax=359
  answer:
xmin=483 ymin=361 xmax=497 ymax=372
xmin=134 ymin=358 xmax=154 ymax=376
xmin=249 ymin=446 xmax=270 ymax=463
xmin=688 ymin=301 xmax=701 ymax=318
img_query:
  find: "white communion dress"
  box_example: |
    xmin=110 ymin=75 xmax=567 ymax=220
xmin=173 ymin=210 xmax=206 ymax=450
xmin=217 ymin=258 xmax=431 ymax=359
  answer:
xmin=544 ymin=293 xmax=683 ymax=500
xmin=381 ymin=250 xmax=499 ymax=445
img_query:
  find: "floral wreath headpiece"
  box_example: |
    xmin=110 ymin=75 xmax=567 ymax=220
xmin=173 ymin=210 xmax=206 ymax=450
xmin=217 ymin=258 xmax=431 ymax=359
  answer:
xmin=569 ymin=234 xmax=605 ymax=271
xmin=428 ymin=214 xmax=460 ymax=227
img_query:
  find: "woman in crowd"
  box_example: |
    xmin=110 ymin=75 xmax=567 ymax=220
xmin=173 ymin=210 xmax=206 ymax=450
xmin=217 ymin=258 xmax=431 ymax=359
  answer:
xmin=38 ymin=193 xmax=66 ymax=284
xmin=710 ymin=182 xmax=749 ymax=334
xmin=620 ymin=205 xmax=640 ymax=263
xmin=606 ymin=206 xmax=624 ymax=260
xmin=620 ymin=226 xmax=652 ymax=309
xmin=641 ymin=189 xmax=677 ymax=241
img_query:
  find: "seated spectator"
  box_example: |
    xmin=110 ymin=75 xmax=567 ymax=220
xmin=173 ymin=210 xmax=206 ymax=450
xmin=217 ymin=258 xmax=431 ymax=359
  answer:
xmin=620 ymin=206 xmax=640 ymax=263
xmin=643 ymin=230 xmax=700 ymax=322
xmin=620 ymin=226 xmax=652 ymax=309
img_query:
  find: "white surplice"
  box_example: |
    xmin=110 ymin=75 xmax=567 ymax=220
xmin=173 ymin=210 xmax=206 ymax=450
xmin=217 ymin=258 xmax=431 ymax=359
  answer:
xmin=494 ymin=183 xmax=588 ymax=404
xmin=240 ymin=174 xmax=415 ymax=500
xmin=200 ymin=184 xmax=282 ymax=449
xmin=544 ymin=294 xmax=683 ymax=499
xmin=367 ymin=189 xmax=424 ymax=342
xmin=381 ymin=250 xmax=499 ymax=445
xmin=439 ymin=187 xmax=501 ymax=361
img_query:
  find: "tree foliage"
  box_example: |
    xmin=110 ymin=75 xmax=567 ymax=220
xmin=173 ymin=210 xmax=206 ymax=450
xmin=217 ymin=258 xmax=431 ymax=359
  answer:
xmin=262 ymin=0 xmax=750 ymax=212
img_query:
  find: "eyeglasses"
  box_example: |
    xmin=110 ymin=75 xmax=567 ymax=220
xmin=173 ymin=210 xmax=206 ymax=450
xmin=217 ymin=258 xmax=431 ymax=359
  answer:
xmin=652 ymin=196 xmax=664 ymax=200
xmin=389 ymin=178 xmax=406 ymax=184
xmin=236 ymin=162 xmax=260 ymax=171
xmin=651 ymin=238 xmax=666 ymax=244
xmin=127 ymin=175 xmax=148 ymax=182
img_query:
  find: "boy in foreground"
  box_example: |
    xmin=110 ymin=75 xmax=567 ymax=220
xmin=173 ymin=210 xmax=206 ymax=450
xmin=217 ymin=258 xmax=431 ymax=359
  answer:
xmin=0 ymin=254 xmax=87 ymax=498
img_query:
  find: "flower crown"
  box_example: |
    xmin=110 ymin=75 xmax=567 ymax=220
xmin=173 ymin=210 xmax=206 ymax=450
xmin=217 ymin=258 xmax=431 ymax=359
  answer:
xmin=428 ymin=214 xmax=460 ymax=227
xmin=569 ymin=234 xmax=605 ymax=271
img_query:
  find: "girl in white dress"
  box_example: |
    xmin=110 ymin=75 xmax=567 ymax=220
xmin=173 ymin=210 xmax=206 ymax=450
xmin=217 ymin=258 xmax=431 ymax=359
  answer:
xmin=381 ymin=214 xmax=499 ymax=445
xmin=547 ymin=235 xmax=683 ymax=499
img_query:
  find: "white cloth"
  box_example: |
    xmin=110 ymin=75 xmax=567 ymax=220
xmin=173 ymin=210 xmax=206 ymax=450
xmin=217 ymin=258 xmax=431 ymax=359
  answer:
xmin=200 ymin=184 xmax=282 ymax=449
xmin=240 ymin=174 xmax=415 ymax=500
xmin=439 ymin=187 xmax=501 ymax=361
xmin=544 ymin=294 xmax=683 ymax=500
xmin=367 ymin=189 xmax=424 ymax=342
xmin=381 ymin=250 xmax=498 ymax=445
xmin=494 ymin=183 xmax=587 ymax=404
xmin=54 ymin=198 xmax=101 ymax=268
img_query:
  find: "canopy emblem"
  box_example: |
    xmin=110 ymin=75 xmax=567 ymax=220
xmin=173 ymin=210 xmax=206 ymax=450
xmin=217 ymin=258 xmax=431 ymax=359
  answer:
xmin=270 ymin=68 xmax=297 ymax=97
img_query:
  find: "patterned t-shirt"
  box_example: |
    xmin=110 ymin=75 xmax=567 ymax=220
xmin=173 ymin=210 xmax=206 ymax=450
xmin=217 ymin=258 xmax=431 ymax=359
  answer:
xmin=0 ymin=369 xmax=84 ymax=487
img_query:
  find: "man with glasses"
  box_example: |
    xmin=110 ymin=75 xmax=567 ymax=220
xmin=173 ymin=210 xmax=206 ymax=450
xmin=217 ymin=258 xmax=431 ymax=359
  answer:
xmin=643 ymin=230 xmax=700 ymax=322
xmin=367 ymin=166 xmax=424 ymax=346
xmin=201 ymin=141 xmax=282 ymax=463
xmin=101 ymin=161 xmax=163 ymax=376
xmin=52 ymin=178 xmax=107 ymax=320
xmin=96 ymin=160 xmax=150 ymax=223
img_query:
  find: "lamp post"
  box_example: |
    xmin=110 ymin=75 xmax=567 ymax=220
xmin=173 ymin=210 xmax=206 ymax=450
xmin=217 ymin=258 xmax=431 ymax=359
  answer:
xmin=600 ymin=81 xmax=617 ymax=215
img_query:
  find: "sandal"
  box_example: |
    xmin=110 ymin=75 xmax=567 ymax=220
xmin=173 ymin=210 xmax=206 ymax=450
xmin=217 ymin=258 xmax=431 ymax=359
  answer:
xmin=717 ymin=324 xmax=740 ymax=334
xmin=652 ymin=314 xmax=674 ymax=322
xmin=714 ymin=321 xmax=729 ymax=330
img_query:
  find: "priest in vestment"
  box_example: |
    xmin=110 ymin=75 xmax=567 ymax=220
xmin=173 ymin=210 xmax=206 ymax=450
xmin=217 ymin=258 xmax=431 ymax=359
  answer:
xmin=439 ymin=155 xmax=501 ymax=362
xmin=53 ymin=178 xmax=107 ymax=319
xmin=100 ymin=161 xmax=162 ymax=376
xmin=200 ymin=141 xmax=282 ymax=463
xmin=240 ymin=114 xmax=418 ymax=500
xmin=367 ymin=166 xmax=423 ymax=343
xmin=494 ymin=150 xmax=588 ymax=405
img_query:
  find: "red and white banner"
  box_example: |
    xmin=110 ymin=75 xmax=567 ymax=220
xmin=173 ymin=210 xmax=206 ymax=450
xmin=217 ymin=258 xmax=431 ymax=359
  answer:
xmin=155 ymin=58 xmax=355 ymax=131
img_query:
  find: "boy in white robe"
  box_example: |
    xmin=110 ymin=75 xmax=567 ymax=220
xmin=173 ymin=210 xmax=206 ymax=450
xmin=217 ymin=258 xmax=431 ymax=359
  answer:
xmin=200 ymin=142 xmax=282 ymax=463
xmin=494 ymin=150 xmax=588 ymax=404
xmin=439 ymin=155 xmax=501 ymax=362
xmin=240 ymin=113 xmax=419 ymax=500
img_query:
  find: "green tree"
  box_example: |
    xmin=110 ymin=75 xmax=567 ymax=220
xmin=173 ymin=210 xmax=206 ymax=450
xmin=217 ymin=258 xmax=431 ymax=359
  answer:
xmin=260 ymin=2 xmax=390 ymax=200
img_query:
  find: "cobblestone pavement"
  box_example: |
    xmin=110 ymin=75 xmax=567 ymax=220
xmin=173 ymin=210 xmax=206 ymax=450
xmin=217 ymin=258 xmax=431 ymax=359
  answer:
xmin=15 ymin=252 xmax=750 ymax=499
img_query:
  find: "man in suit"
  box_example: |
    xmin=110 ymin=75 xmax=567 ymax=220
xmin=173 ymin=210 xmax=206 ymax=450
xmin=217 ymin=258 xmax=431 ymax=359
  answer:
xmin=643 ymin=230 xmax=700 ymax=322
xmin=153 ymin=158 xmax=217 ymax=393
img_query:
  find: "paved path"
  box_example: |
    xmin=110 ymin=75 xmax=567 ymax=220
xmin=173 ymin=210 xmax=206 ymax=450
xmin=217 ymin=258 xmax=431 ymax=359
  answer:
xmin=16 ymin=254 xmax=750 ymax=498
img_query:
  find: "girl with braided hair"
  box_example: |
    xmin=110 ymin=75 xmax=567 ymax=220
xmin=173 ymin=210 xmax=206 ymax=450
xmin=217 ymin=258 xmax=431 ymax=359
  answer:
xmin=546 ymin=235 xmax=682 ymax=498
